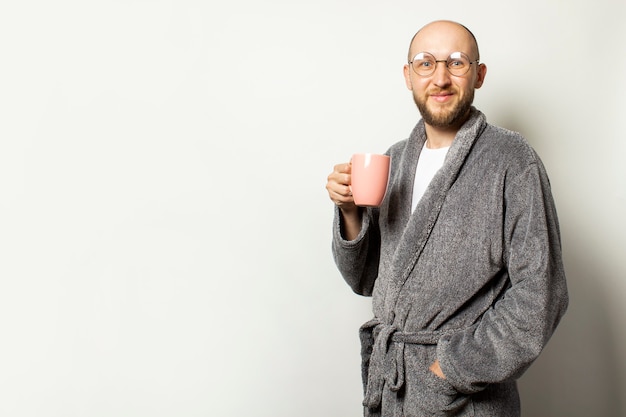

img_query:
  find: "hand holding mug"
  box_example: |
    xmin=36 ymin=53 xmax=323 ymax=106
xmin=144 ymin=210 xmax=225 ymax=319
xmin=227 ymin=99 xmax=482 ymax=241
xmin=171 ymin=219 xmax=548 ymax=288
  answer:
xmin=326 ymin=162 xmax=356 ymax=211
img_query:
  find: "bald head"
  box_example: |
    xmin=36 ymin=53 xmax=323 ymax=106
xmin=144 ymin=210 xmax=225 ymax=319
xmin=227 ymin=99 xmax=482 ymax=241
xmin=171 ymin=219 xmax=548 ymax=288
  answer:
xmin=407 ymin=20 xmax=480 ymax=62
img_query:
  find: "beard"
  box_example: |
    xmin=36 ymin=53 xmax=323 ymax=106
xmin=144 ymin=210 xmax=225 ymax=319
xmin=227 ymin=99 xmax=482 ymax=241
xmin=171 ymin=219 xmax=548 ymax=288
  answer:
xmin=414 ymin=88 xmax=474 ymax=128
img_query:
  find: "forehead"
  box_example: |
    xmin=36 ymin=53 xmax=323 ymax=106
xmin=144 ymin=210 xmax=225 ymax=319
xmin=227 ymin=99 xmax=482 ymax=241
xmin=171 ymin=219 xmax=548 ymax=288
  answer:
xmin=410 ymin=22 xmax=476 ymax=58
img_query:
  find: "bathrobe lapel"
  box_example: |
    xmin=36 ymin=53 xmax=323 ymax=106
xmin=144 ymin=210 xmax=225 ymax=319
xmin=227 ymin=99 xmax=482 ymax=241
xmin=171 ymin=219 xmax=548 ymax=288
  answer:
xmin=380 ymin=109 xmax=488 ymax=322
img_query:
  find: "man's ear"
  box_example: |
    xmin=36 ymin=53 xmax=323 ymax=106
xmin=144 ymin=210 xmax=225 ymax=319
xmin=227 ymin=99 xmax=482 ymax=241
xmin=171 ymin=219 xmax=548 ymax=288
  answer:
xmin=474 ymin=63 xmax=487 ymax=89
xmin=403 ymin=64 xmax=413 ymax=90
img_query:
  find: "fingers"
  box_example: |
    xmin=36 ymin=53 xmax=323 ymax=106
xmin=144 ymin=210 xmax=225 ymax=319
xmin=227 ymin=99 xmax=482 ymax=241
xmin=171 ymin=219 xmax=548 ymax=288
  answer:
xmin=328 ymin=185 xmax=353 ymax=205
xmin=336 ymin=161 xmax=352 ymax=175
xmin=326 ymin=162 xmax=355 ymax=207
xmin=327 ymin=163 xmax=352 ymax=190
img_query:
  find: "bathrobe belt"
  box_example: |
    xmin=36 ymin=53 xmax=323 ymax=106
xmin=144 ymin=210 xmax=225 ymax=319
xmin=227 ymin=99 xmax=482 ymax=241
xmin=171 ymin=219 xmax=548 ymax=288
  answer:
xmin=361 ymin=318 xmax=455 ymax=409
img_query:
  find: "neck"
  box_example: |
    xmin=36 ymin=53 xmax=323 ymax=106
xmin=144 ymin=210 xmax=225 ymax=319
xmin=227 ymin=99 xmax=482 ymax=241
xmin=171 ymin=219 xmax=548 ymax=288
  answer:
xmin=424 ymin=124 xmax=456 ymax=149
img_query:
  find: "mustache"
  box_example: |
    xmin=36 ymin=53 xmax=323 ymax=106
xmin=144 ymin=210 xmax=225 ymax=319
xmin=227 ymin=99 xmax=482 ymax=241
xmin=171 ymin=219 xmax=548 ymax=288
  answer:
xmin=427 ymin=88 xmax=455 ymax=95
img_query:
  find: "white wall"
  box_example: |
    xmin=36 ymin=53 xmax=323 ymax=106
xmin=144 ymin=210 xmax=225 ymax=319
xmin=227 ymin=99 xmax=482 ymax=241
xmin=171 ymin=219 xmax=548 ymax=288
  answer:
xmin=1 ymin=1 xmax=624 ymax=416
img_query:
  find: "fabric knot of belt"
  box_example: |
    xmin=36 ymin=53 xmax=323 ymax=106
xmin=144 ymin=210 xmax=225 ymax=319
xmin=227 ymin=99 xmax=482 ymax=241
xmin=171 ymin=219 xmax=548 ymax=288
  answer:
xmin=361 ymin=318 xmax=447 ymax=409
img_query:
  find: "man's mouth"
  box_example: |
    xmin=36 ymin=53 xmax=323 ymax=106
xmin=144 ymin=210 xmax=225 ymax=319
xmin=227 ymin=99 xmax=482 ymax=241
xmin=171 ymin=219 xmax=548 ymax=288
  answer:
xmin=429 ymin=91 xmax=454 ymax=103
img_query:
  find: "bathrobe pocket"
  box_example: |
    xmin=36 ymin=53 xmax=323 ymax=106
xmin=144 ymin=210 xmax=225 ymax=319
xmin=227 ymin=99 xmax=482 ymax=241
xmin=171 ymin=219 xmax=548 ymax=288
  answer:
xmin=403 ymin=344 xmax=474 ymax=416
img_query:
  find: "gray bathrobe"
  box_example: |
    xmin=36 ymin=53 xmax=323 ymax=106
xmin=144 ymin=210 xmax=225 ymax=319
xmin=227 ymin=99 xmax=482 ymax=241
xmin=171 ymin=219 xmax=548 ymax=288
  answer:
xmin=332 ymin=108 xmax=568 ymax=416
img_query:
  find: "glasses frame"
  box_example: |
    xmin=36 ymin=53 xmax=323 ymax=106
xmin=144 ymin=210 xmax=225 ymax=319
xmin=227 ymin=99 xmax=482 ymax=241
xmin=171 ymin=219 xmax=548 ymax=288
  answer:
xmin=409 ymin=51 xmax=480 ymax=77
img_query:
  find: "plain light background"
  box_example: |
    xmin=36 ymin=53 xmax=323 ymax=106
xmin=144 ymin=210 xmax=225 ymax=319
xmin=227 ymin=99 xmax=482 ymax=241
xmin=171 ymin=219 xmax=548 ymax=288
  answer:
xmin=1 ymin=1 xmax=625 ymax=416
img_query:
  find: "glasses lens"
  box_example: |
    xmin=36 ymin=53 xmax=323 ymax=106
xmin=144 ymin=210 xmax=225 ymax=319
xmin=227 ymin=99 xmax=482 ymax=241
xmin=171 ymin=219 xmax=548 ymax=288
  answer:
xmin=447 ymin=52 xmax=471 ymax=76
xmin=412 ymin=52 xmax=436 ymax=76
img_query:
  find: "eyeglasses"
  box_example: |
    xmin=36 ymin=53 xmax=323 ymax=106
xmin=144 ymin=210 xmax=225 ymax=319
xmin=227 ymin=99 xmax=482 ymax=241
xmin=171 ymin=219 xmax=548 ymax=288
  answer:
xmin=409 ymin=51 xmax=479 ymax=77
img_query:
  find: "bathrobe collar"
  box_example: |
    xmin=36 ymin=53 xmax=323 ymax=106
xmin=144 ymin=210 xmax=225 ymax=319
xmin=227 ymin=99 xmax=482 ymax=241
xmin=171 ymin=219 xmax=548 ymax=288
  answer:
xmin=380 ymin=107 xmax=488 ymax=323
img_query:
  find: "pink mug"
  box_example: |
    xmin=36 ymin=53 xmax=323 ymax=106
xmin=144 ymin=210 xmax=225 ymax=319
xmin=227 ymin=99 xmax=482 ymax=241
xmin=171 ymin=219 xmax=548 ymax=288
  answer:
xmin=350 ymin=153 xmax=391 ymax=207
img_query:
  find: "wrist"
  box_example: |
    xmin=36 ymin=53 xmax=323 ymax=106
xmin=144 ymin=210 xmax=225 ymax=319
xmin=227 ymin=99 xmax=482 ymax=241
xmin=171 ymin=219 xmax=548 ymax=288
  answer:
xmin=338 ymin=205 xmax=363 ymax=241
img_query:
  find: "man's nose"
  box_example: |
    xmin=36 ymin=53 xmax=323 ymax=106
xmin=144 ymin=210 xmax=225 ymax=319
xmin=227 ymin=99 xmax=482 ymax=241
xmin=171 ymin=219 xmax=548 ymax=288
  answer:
xmin=432 ymin=61 xmax=452 ymax=86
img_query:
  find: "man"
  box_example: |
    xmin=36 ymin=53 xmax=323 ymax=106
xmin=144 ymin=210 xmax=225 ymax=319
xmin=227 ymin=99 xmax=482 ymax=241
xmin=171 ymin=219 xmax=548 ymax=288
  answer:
xmin=326 ymin=20 xmax=568 ymax=416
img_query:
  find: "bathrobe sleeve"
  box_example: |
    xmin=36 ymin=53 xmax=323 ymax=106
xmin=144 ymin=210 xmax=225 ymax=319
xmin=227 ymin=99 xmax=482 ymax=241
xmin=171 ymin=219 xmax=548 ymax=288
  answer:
xmin=436 ymin=158 xmax=569 ymax=394
xmin=332 ymin=206 xmax=381 ymax=296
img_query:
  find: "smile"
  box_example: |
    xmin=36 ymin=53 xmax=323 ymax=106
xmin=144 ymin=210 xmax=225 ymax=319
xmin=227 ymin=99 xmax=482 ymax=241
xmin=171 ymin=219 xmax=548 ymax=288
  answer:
xmin=430 ymin=93 xmax=454 ymax=103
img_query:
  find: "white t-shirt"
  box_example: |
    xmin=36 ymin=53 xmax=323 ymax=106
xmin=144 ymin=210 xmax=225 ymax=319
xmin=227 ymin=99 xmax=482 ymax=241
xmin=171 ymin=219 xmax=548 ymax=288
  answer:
xmin=411 ymin=145 xmax=450 ymax=212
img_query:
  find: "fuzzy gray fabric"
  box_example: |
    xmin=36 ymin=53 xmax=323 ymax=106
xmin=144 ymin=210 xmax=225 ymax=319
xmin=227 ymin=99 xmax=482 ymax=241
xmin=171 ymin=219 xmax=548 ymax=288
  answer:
xmin=332 ymin=108 xmax=568 ymax=416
